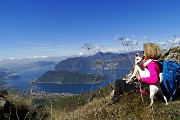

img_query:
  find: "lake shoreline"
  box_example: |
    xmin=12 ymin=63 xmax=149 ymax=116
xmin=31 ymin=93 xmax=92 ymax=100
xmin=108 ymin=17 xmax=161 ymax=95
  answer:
xmin=0 ymin=83 xmax=78 ymax=98
xmin=36 ymin=81 xmax=103 ymax=84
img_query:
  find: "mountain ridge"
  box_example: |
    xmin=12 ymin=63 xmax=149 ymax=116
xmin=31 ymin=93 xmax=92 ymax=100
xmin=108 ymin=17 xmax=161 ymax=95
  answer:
xmin=55 ymin=51 xmax=143 ymax=71
xmin=37 ymin=51 xmax=143 ymax=84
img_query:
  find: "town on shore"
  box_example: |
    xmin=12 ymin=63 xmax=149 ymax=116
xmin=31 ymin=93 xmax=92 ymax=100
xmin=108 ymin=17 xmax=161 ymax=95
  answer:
xmin=0 ymin=84 xmax=77 ymax=99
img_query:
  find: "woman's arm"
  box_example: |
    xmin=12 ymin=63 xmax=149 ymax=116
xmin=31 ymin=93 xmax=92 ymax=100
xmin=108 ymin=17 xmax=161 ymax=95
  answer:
xmin=141 ymin=63 xmax=159 ymax=85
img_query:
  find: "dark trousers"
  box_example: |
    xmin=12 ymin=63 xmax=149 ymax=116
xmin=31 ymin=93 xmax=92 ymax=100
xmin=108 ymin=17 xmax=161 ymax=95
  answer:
xmin=111 ymin=79 xmax=134 ymax=102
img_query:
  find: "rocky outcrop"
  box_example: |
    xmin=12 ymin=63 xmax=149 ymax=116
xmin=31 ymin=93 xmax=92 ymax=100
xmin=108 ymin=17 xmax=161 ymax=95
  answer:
xmin=165 ymin=52 xmax=180 ymax=63
xmin=161 ymin=46 xmax=180 ymax=63
xmin=0 ymin=90 xmax=36 ymax=120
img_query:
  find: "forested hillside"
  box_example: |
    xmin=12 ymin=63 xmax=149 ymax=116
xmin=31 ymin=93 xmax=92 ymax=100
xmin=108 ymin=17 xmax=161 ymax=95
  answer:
xmin=37 ymin=70 xmax=109 ymax=84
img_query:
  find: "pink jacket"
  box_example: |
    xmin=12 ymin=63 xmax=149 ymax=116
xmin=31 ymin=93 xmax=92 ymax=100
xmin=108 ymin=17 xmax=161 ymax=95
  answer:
xmin=141 ymin=60 xmax=161 ymax=85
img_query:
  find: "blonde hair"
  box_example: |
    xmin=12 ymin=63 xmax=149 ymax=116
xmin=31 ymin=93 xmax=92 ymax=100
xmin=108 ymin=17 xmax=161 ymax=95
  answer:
xmin=143 ymin=42 xmax=162 ymax=60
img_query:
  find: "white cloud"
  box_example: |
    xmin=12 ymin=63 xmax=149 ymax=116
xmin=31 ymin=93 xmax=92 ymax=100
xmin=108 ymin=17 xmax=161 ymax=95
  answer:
xmin=79 ymin=52 xmax=84 ymax=56
xmin=31 ymin=56 xmax=48 ymax=59
xmin=8 ymin=56 xmax=49 ymax=60
xmin=106 ymin=48 xmax=118 ymax=53
xmin=158 ymin=41 xmax=166 ymax=46
xmin=41 ymin=56 xmax=48 ymax=58
xmin=168 ymin=38 xmax=180 ymax=44
xmin=96 ymin=48 xmax=119 ymax=53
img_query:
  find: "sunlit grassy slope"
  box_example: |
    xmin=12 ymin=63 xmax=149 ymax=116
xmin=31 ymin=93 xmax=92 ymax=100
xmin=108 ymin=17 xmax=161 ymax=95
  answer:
xmin=42 ymin=84 xmax=180 ymax=120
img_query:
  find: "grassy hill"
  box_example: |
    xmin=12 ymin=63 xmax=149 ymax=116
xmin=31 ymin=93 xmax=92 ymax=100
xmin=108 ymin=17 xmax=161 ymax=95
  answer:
xmin=2 ymin=83 xmax=180 ymax=120
xmin=34 ymin=83 xmax=180 ymax=120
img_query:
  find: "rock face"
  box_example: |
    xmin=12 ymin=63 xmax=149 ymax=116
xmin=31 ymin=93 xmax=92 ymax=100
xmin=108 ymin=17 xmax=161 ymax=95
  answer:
xmin=0 ymin=97 xmax=6 ymax=109
xmin=0 ymin=90 xmax=36 ymax=120
xmin=161 ymin=46 xmax=180 ymax=63
xmin=165 ymin=52 xmax=180 ymax=63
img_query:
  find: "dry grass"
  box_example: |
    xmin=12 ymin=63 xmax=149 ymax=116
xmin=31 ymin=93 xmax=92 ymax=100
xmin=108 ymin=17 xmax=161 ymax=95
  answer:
xmin=44 ymin=92 xmax=180 ymax=120
xmin=2 ymin=88 xmax=180 ymax=120
xmin=0 ymin=94 xmax=37 ymax=120
xmin=4 ymin=85 xmax=179 ymax=120
xmin=4 ymin=94 xmax=31 ymax=108
xmin=46 ymin=94 xmax=112 ymax=120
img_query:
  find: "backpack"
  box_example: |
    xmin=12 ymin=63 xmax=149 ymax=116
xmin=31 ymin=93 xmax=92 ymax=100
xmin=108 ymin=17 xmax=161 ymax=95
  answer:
xmin=159 ymin=60 xmax=180 ymax=101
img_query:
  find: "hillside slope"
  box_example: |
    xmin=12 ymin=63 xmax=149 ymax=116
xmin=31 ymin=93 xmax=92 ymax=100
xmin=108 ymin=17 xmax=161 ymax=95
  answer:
xmin=41 ymin=46 xmax=180 ymax=120
xmin=42 ymin=82 xmax=180 ymax=120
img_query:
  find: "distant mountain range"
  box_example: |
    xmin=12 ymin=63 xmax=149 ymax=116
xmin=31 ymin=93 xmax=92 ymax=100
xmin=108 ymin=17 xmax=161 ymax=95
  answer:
xmin=55 ymin=51 xmax=143 ymax=71
xmin=0 ymin=51 xmax=143 ymax=84
xmin=37 ymin=51 xmax=143 ymax=84
xmin=0 ymin=55 xmax=70 ymax=70
xmin=0 ymin=61 xmax=56 ymax=82
xmin=13 ymin=61 xmax=56 ymax=71
xmin=0 ymin=67 xmax=20 ymax=82
xmin=0 ymin=70 xmax=20 ymax=81
xmin=0 ymin=61 xmax=56 ymax=72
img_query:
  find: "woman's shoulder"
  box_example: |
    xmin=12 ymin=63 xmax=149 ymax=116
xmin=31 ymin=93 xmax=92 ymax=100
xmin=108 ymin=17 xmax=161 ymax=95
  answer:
xmin=148 ymin=60 xmax=159 ymax=65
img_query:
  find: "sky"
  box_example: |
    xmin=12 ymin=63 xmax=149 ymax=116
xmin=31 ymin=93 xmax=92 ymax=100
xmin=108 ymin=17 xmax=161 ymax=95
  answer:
xmin=0 ymin=0 xmax=180 ymax=60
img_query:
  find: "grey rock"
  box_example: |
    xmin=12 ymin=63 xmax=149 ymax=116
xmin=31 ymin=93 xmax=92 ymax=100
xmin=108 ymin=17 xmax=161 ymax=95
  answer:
xmin=0 ymin=97 xmax=6 ymax=109
xmin=165 ymin=52 xmax=180 ymax=64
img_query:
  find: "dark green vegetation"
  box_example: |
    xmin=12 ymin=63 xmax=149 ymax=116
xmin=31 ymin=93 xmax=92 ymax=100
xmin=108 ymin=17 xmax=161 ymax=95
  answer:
xmin=37 ymin=70 xmax=109 ymax=84
xmin=43 ymin=84 xmax=114 ymax=111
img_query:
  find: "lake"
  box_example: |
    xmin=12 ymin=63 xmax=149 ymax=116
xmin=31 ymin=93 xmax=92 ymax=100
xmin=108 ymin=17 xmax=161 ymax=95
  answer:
xmin=4 ymin=66 xmax=131 ymax=94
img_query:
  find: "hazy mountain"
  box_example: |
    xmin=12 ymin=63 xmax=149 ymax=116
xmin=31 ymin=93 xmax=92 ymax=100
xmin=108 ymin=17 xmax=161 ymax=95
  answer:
xmin=0 ymin=69 xmax=20 ymax=81
xmin=0 ymin=68 xmax=9 ymax=72
xmin=55 ymin=51 xmax=143 ymax=71
xmin=0 ymin=72 xmax=20 ymax=80
xmin=0 ymin=55 xmax=71 ymax=70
